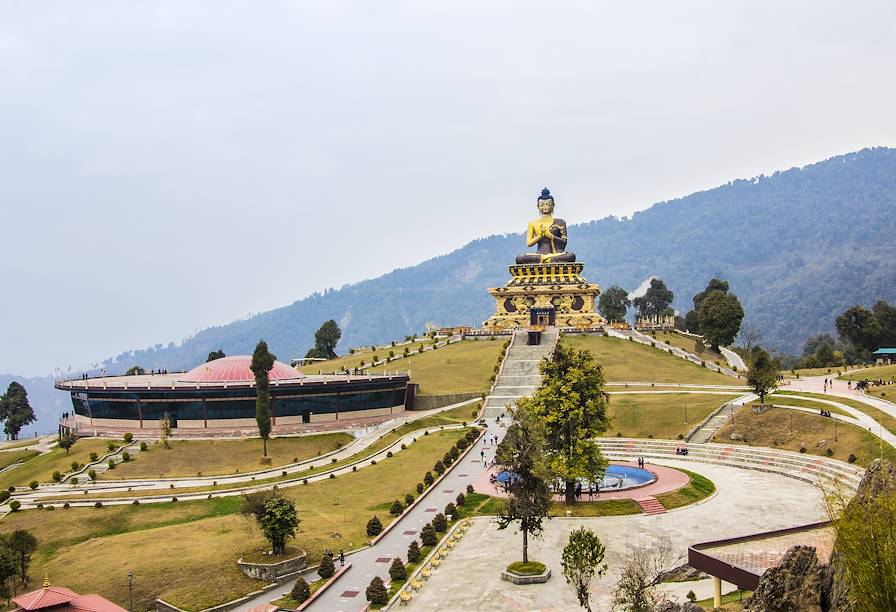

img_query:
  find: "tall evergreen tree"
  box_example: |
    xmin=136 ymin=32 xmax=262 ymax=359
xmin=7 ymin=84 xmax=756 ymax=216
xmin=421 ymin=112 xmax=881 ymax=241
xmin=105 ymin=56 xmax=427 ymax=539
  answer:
xmin=527 ymin=345 xmax=610 ymax=504
xmin=747 ymin=346 xmax=778 ymax=404
xmin=250 ymin=340 xmax=275 ymax=457
xmin=598 ymin=285 xmax=631 ymax=323
xmin=305 ymin=320 xmax=342 ymax=360
xmin=697 ymin=291 xmax=744 ymax=350
xmin=206 ymin=349 xmax=226 ymax=362
xmin=0 ymin=382 xmax=36 ymax=440
xmin=495 ymin=403 xmax=552 ymax=564
xmin=633 ymin=279 xmax=674 ymax=318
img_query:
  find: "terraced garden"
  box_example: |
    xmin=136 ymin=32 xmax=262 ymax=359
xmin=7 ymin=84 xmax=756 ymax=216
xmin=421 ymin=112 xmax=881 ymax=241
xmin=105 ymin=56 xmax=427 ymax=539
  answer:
xmin=607 ymin=392 xmax=740 ymax=439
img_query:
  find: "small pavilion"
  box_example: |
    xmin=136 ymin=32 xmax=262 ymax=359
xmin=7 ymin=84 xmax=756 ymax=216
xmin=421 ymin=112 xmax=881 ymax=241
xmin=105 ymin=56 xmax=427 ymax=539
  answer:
xmin=872 ymin=347 xmax=896 ymax=365
xmin=11 ymin=577 xmax=125 ymax=612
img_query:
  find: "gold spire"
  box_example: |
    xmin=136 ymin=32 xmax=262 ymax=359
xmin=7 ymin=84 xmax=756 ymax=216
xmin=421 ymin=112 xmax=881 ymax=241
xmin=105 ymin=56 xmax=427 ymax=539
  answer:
xmin=43 ymin=572 xmax=50 ymax=588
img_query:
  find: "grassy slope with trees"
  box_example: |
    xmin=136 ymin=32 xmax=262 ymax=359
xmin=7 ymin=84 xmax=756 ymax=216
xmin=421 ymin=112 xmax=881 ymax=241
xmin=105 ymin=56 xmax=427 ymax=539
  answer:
xmin=561 ymin=335 xmax=734 ymax=384
xmin=1 ymin=429 xmax=467 ymax=610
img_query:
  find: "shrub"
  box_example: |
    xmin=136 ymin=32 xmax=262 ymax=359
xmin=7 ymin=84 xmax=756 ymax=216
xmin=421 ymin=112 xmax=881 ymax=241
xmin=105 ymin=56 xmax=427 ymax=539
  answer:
xmin=416 ymin=483 xmax=425 ymax=494
xmin=424 ymin=471 xmax=434 ymax=486
xmin=63 ymin=502 xmax=70 ymax=509
xmin=389 ymin=557 xmax=407 ymax=581
xmin=132 ymin=500 xmax=140 ymax=505
xmin=0 ymin=491 xmax=7 ymax=503
xmin=88 ymin=469 xmax=97 ymax=481
xmin=318 ymin=554 xmax=335 ymax=579
xmin=70 ymin=478 xmax=78 ymax=486
xmin=122 ymin=451 xmax=131 ymax=462
xmin=432 ymin=512 xmax=448 ymax=532
xmin=7 ymin=486 xmax=13 ymax=492
xmin=108 ymin=460 xmax=116 ymax=470
xmin=366 ymin=576 xmax=388 ymax=605
xmin=331 ymin=457 xmax=337 ymax=463
xmin=400 ymin=443 xmax=406 ymax=450
xmin=449 ymin=446 xmax=460 ymax=459
xmin=107 ymin=442 xmax=118 ymax=452
xmin=456 ymin=493 xmax=466 ymax=506
xmin=386 ymin=451 xmax=393 ymax=458
xmin=9 ymin=500 xmax=21 ymax=512
xmin=140 ymin=441 xmax=148 ymax=451
xmin=46 ymin=505 xmax=55 ymax=511
xmin=444 ymin=502 xmax=457 ymax=518
xmin=407 ymin=539 xmax=421 ymax=563
xmin=303 ymin=479 xmax=308 ymax=485
xmin=89 ymin=452 xmax=98 ymax=462
xmin=52 ymin=471 xmax=62 ymax=482
xmin=420 ymin=523 xmax=437 ymax=546
xmin=800 ymin=446 xmax=807 ymax=453
xmin=424 ymin=431 xmax=429 ymax=436
xmin=405 ymin=493 xmax=414 ymax=505
xmin=352 ymin=466 xmax=357 ymax=472
xmin=123 ymin=432 xmax=133 ymax=443
xmin=36 ymin=503 xmax=43 ymax=509
xmin=390 ymin=500 xmax=403 ymax=515
xmin=329 ymin=473 xmax=336 ymax=479
xmin=677 ymin=433 xmax=684 ymax=440
xmin=371 ymin=460 xmax=377 ymax=465
xmin=367 ymin=515 xmax=383 ymax=537
xmin=687 ymin=590 xmax=697 ymax=602
xmin=94 ymin=501 xmax=103 ymax=508
xmin=29 ymin=481 xmax=38 ymax=490
xmin=848 ymin=453 xmax=858 ymax=464
xmin=456 ymin=438 xmax=469 ymax=450
xmin=826 ymin=448 xmax=834 ymax=457
xmin=71 ymin=461 xmax=79 ymax=472
xmin=290 ymin=577 xmax=311 ymax=603
xmin=466 ymin=484 xmax=474 ymax=494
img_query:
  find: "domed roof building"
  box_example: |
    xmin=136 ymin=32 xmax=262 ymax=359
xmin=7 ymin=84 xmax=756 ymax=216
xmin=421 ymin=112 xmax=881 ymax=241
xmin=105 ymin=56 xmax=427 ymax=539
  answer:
xmin=57 ymin=354 xmax=409 ymax=434
xmin=180 ymin=356 xmax=303 ymax=383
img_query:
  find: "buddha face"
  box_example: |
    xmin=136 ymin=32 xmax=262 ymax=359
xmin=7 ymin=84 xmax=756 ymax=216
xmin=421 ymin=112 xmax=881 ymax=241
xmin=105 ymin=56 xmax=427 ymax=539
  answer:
xmin=537 ymin=198 xmax=555 ymax=215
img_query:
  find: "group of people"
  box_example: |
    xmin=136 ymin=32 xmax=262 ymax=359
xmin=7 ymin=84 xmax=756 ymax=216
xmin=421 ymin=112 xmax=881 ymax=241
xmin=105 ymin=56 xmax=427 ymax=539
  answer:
xmin=324 ymin=549 xmax=346 ymax=567
xmin=636 ymin=456 xmax=647 ymax=468
xmin=819 ymin=409 xmax=834 ymax=418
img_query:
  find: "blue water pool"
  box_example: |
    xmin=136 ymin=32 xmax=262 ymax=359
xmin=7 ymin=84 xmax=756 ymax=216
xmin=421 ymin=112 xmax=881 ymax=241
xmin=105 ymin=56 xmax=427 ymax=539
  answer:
xmin=495 ymin=463 xmax=655 ymax=492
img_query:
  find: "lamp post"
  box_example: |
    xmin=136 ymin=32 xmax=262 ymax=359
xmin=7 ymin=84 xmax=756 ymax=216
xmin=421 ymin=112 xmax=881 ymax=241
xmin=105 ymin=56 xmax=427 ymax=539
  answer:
xmin=128 ymin=572 xmax=133 ymax=612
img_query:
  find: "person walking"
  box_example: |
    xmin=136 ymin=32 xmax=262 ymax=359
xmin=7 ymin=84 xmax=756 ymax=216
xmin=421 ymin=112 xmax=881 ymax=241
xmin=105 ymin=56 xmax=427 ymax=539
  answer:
xmin=339 ymin=550 xmax=345 ymax=567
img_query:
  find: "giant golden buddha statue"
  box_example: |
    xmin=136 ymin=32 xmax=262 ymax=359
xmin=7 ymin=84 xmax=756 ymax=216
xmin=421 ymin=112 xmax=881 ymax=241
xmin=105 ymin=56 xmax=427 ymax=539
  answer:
xmin=515 ymin=188 xmax=577 ymax=264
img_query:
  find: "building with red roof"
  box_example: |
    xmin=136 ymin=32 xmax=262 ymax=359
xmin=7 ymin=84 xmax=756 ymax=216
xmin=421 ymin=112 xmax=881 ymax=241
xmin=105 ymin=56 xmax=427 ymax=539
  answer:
xmin=55 ymin=354 xmax=409 ymax=432
xmin=12 ymin=579 xmax=126 ymax=612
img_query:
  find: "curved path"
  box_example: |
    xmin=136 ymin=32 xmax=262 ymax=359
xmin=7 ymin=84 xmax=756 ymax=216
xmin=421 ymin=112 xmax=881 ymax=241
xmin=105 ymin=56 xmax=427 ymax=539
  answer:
xmin=7 ymin=399 xmax=479 ymax=509
xmin=405 ymin=457 xmax=830 ymax=611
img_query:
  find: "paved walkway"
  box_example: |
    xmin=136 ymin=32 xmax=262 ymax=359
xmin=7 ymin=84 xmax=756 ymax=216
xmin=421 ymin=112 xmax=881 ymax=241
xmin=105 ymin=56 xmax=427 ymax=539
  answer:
xmin=236 ymin=417 xmax=508 ymax=612
xmin=405 ymin=458 xmax=829 ymax=611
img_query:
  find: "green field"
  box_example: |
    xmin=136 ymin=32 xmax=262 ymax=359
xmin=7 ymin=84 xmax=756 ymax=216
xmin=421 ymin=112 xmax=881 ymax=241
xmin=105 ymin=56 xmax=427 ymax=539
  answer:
xmin=607 ymin=392 xmax=739 ymax=439
xmin=774 ymin=391 xmax=896 ymax=436
xmin=302 ymin=338 xmax=504 ymax=396
xmin=763 ymin=395 xmax=853 ymax=418
xmin=299 ymin=338 xmax=436 ymax=374
xmin=0 ymin=449 xmax=40 ymax=470
xmin=102 ymin=432 xmax=354 ymax=479
xmin=2 ymin=429 xmax=468 ymax=610
xmin=714 ymin=406 xmax=896 ymax=467
xmin=840 ymin=364 xmax=896 ymax=382
xmin=655 ymin=468 xmax=716 ymax=509
xmin=654 ymin=332 xmax=725 ymax=365
xmin=0 ymin=438 xmax=113 ymax=490
xmin=561 ymin=335 xmax=735 ymax=385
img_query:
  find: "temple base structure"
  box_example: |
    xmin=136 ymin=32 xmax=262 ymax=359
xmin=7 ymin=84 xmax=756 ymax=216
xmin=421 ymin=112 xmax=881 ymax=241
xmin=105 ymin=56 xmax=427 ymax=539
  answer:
xmin=483 ymin=262 xmax=604 ymax=331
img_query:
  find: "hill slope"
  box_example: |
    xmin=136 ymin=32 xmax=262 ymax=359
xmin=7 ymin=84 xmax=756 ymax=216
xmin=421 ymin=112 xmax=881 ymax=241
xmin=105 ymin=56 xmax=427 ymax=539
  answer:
xmin=101 ymin=147 xmax=895 ymax=373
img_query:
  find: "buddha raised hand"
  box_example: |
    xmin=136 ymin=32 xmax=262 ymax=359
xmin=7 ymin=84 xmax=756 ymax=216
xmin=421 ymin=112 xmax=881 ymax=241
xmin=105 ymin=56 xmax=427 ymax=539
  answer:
xmin=515 ymin=188 xmax=577 ymax=264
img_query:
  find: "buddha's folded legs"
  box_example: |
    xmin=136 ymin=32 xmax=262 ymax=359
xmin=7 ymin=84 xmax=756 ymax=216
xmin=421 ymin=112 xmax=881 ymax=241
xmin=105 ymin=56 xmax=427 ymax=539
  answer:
xmin=515 ymin=252 xmax=577 ymax=264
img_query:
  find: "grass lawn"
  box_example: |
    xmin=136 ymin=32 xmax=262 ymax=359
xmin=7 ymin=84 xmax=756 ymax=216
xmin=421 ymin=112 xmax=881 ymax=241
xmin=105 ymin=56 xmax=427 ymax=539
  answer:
xmin=561 ymin=335 xmax=735 ymax=385
xmin=0 ymin=449 xmax=40 ymax=470
xmin=763 ymin=395 xmax=853 ymax=418
xmin=0 ymin=438 xmax=113 ymax=490
xmin=866 ymin=383 xmax=896 ymax=402
xmin=299 ymin=339 xmax=436 ymax=374
xmin=840 ymin=364 xmax=896 ymax=382
xmin=2 ymin=429 xmax=467 ymax=610
xmin=654 ymin=332 xmax=725 ymax=364
xmin=782 ymin=366 xmax=859 ymax=379
xmin=713 ymin=406 xmax=896 ymax=467
xmin=0 ymin=438 xmax=46 ymax=450
xmin=607 ymin=393 xmax=739 ymax=439
xmin=655 ymin=468 xmax=715 ymax=509
xmin=304 ymin=339 xmax=504 ymax=396
xmin=102 ymin=432 xmax=353 ymax=479
xmin=548 ymin=499 xmax=641 ymax=516
xmin=775 ymin=391 xmax=896 ymax=436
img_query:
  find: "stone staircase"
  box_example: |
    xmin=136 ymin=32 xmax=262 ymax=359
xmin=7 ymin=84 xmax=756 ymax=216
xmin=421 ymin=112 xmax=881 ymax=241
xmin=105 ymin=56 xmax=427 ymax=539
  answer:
xmin=483 ymin=329 xmax=558 ymax=418
xmin=636 ymin=497 xmax=667 ymax=515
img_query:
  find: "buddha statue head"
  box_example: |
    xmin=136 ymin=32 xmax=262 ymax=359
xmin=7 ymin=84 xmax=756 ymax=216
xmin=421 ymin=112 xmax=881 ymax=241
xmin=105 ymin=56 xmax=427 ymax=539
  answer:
xmin=537 ymin=188 xmax=555 ymax=215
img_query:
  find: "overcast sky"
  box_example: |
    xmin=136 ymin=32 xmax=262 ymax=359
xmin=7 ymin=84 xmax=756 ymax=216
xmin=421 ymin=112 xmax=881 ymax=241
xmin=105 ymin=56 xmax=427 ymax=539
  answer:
xmin=2 ymin=1 xmax=895 ymax=376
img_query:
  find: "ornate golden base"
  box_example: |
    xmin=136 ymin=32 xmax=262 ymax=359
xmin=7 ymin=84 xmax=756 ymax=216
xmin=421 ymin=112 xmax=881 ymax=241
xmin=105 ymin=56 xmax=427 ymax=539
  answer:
xmin=483 ymin=263 xmax=604 ymax=331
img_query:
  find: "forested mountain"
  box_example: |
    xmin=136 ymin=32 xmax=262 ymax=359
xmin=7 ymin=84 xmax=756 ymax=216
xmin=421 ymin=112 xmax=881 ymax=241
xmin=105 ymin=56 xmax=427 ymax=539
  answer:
xmin=13 ymin=147 xmax=894 ymax=434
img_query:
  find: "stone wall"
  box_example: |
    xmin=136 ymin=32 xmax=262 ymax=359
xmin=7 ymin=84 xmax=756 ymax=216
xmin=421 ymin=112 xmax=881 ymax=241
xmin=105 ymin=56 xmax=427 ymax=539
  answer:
xmin=411 ymin=393 xmax=480 ymax=411
xmin=237 ymin=550 xmax=307 ymax=582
